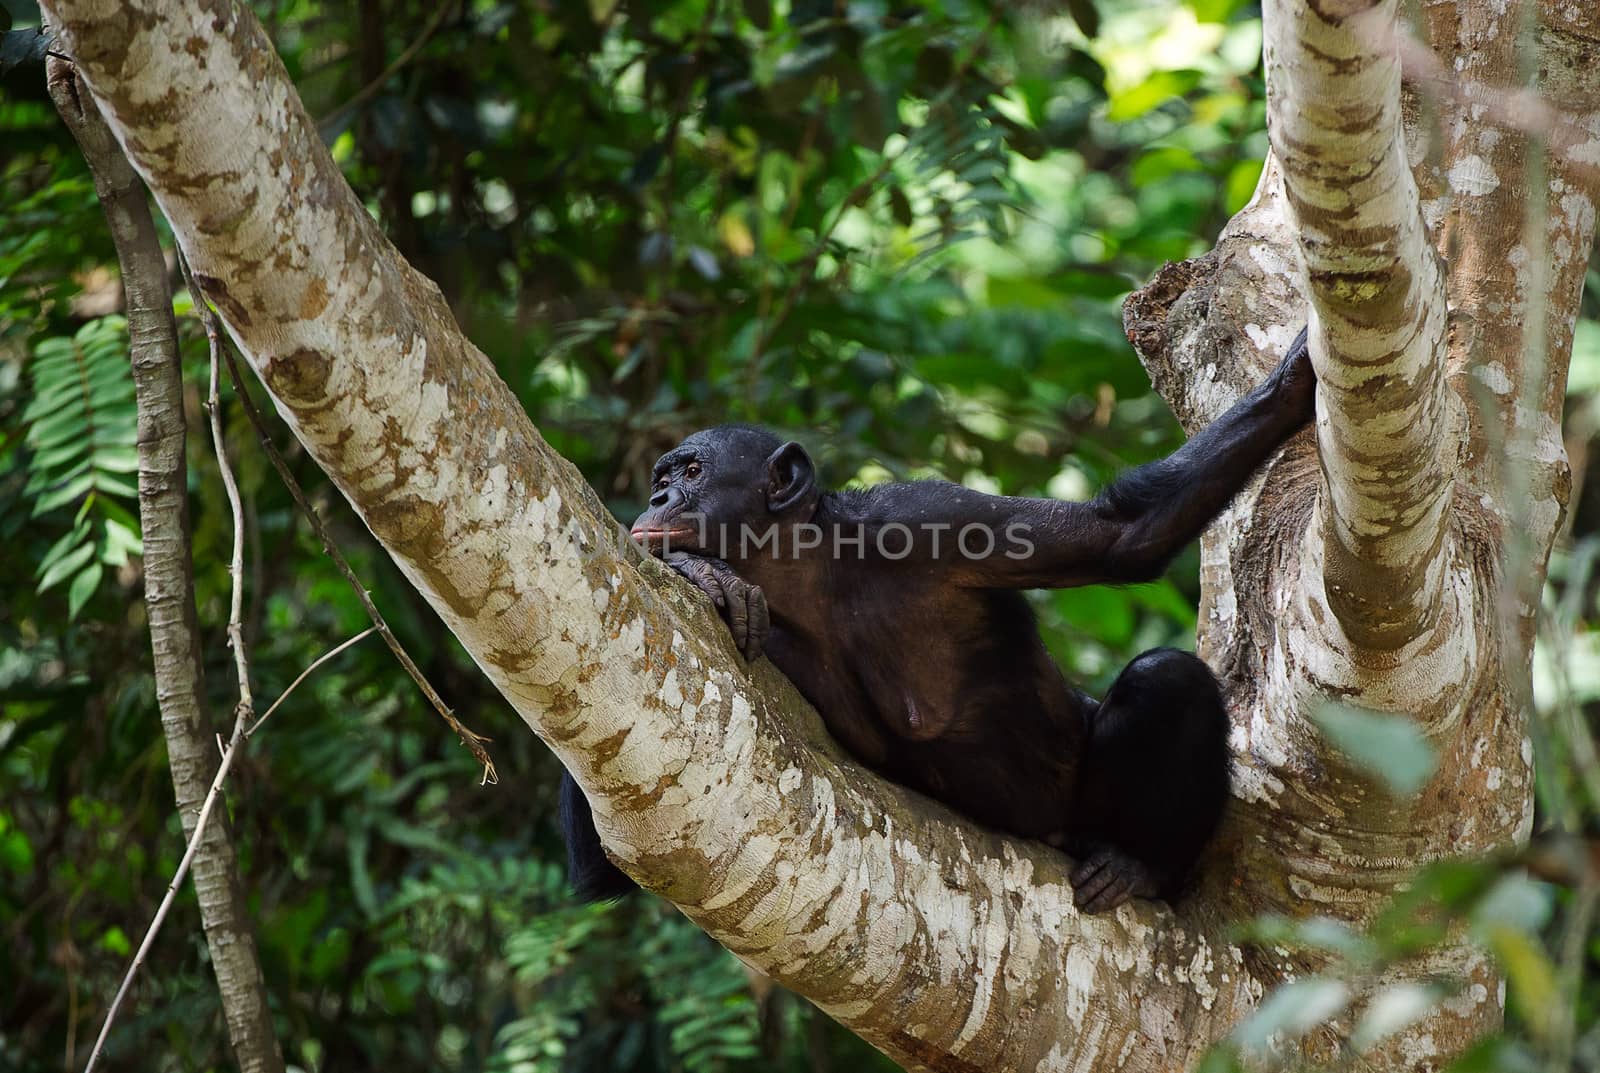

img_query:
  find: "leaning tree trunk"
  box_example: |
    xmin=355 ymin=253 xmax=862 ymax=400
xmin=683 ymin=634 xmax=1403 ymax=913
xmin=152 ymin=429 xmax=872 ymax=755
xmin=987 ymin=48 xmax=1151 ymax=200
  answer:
xmin=41 ymin=0 xmax=1600 ymax=1069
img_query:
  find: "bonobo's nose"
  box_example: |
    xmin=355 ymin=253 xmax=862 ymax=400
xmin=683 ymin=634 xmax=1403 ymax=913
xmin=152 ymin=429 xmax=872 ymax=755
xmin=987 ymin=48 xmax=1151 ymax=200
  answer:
xmin=645 ymin=485 xmax=685 ymax=513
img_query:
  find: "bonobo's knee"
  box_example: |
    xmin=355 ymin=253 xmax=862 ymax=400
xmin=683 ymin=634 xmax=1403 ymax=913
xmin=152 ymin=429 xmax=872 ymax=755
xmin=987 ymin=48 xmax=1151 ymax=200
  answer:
xmin=559 ymin=770 xmax=638 ymax=902
xmin=1104 ymin=647 xmax=1224 ymax=715
xmin=1085 ymin=648 xmax=1229 ymax=896
xmin=1090 ymin=647 xmax=1228 ymax=796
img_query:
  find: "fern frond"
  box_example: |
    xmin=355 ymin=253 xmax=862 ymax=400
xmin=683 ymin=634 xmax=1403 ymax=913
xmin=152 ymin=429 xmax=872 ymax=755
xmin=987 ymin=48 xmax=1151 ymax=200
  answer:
xmin=22 ymin=315 xmax=141 ymax=617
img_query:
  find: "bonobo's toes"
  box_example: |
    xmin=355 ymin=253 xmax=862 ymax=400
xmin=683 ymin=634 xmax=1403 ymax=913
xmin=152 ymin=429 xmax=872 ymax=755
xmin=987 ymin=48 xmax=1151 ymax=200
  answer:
xmin=664 ymin=552 xmax=725 ymax=607
xmin=1070 ymin=846 xmax=1159 ymax=913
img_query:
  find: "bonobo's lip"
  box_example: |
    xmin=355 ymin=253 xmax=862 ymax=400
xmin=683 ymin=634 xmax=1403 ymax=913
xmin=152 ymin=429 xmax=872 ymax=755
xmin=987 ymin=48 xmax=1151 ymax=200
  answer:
xmin=629 ymin=526 xmax=699 ymax=548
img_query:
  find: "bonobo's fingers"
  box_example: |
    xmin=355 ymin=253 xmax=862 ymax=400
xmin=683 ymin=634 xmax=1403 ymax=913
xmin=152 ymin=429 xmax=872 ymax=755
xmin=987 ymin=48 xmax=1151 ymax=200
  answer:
xmin=662 ymin=552 xmax=766 ymax=662
xmin=1069 ymin=846 xmax=1159 ymax=914
xmin=664 ymin=551 xmax=728 ymax=608
xmin=1271 ymin=324 xmax=1317 ymax=423
xmin=711 ymin=562 xmax=766 ymax=662
xmin=741 ymin=583 xmax=769 ymax=662
xmin=723 ymin=569 xmax=751 ymax=653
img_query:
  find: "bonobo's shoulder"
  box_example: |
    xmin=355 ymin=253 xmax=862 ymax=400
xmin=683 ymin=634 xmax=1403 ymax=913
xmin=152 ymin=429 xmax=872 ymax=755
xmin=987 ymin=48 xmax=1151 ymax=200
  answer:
xmin=822 ymin=479 xmax=1004 ymax=524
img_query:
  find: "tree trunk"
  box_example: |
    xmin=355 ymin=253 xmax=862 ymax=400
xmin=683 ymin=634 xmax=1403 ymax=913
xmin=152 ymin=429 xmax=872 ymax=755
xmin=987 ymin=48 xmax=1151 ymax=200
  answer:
xmin=40 ymin=0 xmax=1600 ymax=1069
xmin=43 ymin=57 xmax=286 ymax=1073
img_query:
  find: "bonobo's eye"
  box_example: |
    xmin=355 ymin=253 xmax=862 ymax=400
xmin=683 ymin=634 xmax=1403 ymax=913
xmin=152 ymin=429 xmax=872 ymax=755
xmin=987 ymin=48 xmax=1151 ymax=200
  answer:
xmin=684 ymin=461 xmax=703 ymax=479
xmin=653 ymin=475 xmax=669 ymax=490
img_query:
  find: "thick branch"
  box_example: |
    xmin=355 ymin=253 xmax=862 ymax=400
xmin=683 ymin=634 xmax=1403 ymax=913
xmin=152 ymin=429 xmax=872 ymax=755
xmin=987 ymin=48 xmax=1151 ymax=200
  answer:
xmin=1265 ymin=0 xmax=1454 ymax=650
xmin=44 ymin=57 xmax=285 ymax=1073
xmin=38 ymin=1 xmax=1259 ymax=1069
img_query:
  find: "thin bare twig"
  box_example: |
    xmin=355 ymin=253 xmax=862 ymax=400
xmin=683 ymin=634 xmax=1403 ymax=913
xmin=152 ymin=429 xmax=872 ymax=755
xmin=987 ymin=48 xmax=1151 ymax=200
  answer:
xmin=318 ymin=0 xmax=454 ymax=134
xmin=80 ymin=628 xmax=376 ymax=1073
xmin=201 ymin=268 xmax=256 ymax=734
xmin=245 ymin=628 xmax=379 ymax=738
xmin=1394 ymin=32 xmax=1599 ymax=184
xmin=200 ymin=288 xmax=498 ymax=783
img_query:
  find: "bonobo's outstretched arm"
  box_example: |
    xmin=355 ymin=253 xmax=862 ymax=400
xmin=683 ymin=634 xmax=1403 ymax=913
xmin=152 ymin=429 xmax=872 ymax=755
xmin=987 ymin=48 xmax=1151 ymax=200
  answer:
xmin=895 ymin=327 xmax=1314 ymax=589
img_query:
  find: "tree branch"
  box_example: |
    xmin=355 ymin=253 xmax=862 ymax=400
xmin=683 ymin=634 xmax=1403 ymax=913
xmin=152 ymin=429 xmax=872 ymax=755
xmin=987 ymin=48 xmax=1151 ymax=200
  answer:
xmin=38 ymin=1 xmax=1261 ymax=1068
xmin=213 ymin=328 xmax=497 ymax=783
xmin=1264 ymin=0 xmax=1454 ymax=651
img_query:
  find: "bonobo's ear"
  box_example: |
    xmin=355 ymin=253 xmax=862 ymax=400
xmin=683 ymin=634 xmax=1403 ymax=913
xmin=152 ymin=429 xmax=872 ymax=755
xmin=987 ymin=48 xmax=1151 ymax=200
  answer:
xmin=764 ymin=441 xmax=816 ymax=515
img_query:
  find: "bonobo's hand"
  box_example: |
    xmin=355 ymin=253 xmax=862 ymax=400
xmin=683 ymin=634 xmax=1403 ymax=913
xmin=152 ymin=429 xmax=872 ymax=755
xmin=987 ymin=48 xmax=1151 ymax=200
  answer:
xmin=663 ymin=552 xmax=769 ymax=663
xmin=1267 ymin=324 xmax=1317 ymax=425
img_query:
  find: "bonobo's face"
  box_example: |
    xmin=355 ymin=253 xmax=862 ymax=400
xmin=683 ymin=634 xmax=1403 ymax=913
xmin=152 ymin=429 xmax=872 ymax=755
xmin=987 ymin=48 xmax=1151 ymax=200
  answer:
xmin=629 ymin=426 xmax=815 ymax=561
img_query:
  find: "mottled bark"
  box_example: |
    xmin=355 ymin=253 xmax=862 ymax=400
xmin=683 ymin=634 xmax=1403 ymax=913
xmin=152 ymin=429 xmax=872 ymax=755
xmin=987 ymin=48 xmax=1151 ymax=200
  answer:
xmin=1265 ymin=0 xmax=1454 ymax=651
xmin=43 ymin=57 xmax=286 ymax=1073
xmin=39 ymin=0 xmax=1600 ymax=1070
xmin=1122 ymin=1 xmax=1600 ymax=1067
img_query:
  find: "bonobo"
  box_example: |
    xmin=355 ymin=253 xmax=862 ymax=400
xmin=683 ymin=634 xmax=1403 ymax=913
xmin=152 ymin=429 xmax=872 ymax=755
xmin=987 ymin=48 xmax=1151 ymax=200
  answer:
xmin=562 ymin=328 xmax=1315 ymax=912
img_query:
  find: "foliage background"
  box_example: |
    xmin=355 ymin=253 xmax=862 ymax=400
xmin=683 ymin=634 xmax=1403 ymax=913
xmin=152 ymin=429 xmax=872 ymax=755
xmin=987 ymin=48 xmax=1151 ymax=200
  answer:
xmin=0 ymin=0 xmax=1595 ymax=1069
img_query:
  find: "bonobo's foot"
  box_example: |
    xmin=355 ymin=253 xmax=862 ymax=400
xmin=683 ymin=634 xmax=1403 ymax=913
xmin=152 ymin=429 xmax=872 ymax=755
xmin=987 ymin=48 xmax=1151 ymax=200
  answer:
xmin=664 ymin=552 xmax=769 ymax=662
xmin=1069 ymin=845 xmax=1160 ymax=913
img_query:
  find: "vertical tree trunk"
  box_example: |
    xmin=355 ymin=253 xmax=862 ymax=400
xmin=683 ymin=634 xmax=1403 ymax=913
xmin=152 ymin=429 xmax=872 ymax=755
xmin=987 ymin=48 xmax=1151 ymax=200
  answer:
xmin=46 ymin=58 xmax=287 ymax=1073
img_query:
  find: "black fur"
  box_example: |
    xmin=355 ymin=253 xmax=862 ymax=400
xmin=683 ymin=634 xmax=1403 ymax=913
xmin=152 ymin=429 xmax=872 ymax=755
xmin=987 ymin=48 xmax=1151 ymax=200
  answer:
xmin=559 ymin=771 xmax=637 ymax=901
xmin=561 ymin=329 xmax=1313 ymax=910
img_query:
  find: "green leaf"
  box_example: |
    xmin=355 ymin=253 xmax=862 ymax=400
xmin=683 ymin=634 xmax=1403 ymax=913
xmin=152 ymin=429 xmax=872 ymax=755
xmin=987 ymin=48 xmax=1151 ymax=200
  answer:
xmin=1485 ymin=927 xmax=1557 ymax=1041
xmin=90 ymin=471 xmax=138 ymax=498
xmin=103 ymin=516 xmax=143 ymax=561
xmin=1131 ymin=147 xmax=1202 ymax=188
xmin=26 ymin=407 xmax=91 ymax=449
xmin=1188 ymin=0 xmax=1249 ymax=23
xmin=36 ymin=539 xmax=95 ymax=592
xmin=1311 ymin=703 xmax=1437 ymax=796
xmin=67 ymin=561 xmax=103 ymax=619
xmin=31 ymin=472 xmax=96 ymax=516
xmin=32 ymin=337 xmax=75 ymax=360
xmin=38 ymin=519 xmax=93 ymax=576
xmin=28 ymin=438 xmax=93 ymax=475
xmin=0 ymin=822 xmax=34 ymax=874
xmin=21 ymin=381 xmax=86 ymax=421
xmin=1225 ymin=159 xmax=1265 ymax=214
xmin=1107 ymin=70 xmax=1202 ymax=122
xmin=99 ymin=926 xmax=131 ymax=958
xmin=90 ymin=445 xmax=141 ymax=474
xmin=348 ymin=825 xmax=378 ymax=918
xmin=1233 ymin=978 xmax=1349 ymax=1050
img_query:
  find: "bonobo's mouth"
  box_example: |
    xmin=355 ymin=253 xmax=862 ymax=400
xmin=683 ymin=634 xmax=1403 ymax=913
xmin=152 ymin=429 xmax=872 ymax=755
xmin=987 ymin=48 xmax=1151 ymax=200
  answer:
xmin=629 ymin=525 xmax=701 ymax=554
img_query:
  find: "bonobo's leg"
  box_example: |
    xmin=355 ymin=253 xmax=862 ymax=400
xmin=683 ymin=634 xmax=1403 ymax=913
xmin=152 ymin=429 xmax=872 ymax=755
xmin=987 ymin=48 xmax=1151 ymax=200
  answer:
xmin=559 ymin=769 xmax=637 ymax=901
xmin=560 ymin=555 xmax=767 ymax=903
xmin=1068 ymin=647 xmax=1229 ymax=912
